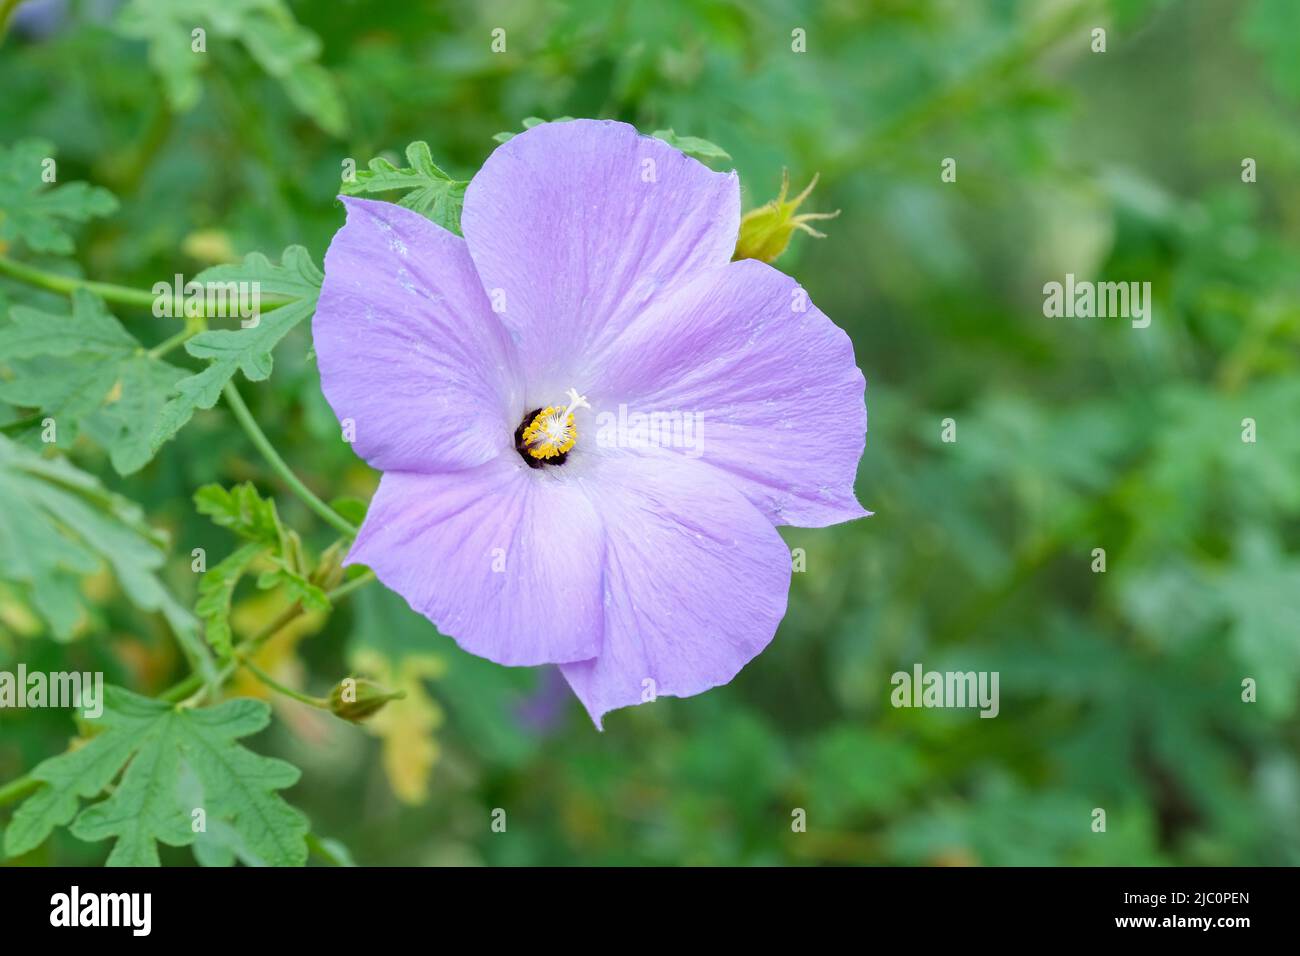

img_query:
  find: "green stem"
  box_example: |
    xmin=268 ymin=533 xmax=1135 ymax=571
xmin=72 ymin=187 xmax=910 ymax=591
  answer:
xmin=222 ymin=382 xmax=358 ymax=537
xmin=239 ymin=658 xmax=330 ymax=709
xmin=0 ymin=255 xmax=159 ymax=309
xmin=247 ymin=571 xmax=374 ymax=647
xmin=235 ymin=571 xmax=374 ymax=661
xmin=0 ymin=254 xmax=293 ymax=315
xmin=147 ymin=325 xmax=199 ymax=359
xmin=108 ymin=97 xmax=175 ymax=195
xmin=160 ymin=672 xmax=206 ymax=704
xmin=329 ymin=570 xmax=376 ymax=603
xmin=0 ymin=774 xmax=40 ymax=809
xmin=246 ymin=600 xmax=308 ymax=650
xmin=175 ymin=571 xmax=376 ymax=707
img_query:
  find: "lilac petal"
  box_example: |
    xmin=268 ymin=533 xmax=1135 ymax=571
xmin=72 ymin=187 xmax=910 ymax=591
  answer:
xmin=589 ymin=257 xmax=868 ymax=527
xmin=314 ymin=197 xmax=523 ymax=475
xmin=460 ymin=119 xmax=740 ymax=392
xmin=560 ymin=452 xmax=791 ymax=728
xmin=347 ymin=456 xmax=605 ymax=667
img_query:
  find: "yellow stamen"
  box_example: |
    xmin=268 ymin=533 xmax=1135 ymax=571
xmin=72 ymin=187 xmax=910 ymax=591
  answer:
xmin=521 ymin=388 xmax=589 ymax=460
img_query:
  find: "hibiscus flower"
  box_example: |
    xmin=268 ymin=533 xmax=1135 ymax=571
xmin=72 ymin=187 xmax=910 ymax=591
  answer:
xmin=313 ymin=119 xmax=868 ymax=727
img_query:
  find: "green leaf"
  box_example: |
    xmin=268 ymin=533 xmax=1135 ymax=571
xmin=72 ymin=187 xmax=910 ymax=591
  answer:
xmin=0 ymin=435 xmax=197 ymax=640
xmin=193 ymin=482 xmax=331 ymax=653
xmin=195 ymin=542 xmax=264 ymax=658
xmin=259 ymin=565 xmax=330 ymax=612
xmin=649 ymin=129 xmax=732 ymax=164
xmin=194 ymin=481 xmax=283 ymax=548
xmin=152 ymin=246 xmax=322 ymax=451
xmin=1218 ymin=529 xmax=1300 ymax=716
xmin=0 ymin=290 xmax=187 ymax=475
xmin=340 ymin=142 xmax=467 ymax=234
xmin=0 ymin=140 xmax=117 ymax=254
xmin=492 ymin=115 xmax=576 ymax=143
xmin=279 ymin=63 xmax=348 ymax=138
xmin=114 ymin=0 xmax=347 ymax=135
xmin=4 ymin=687 xmax=309 ymax=866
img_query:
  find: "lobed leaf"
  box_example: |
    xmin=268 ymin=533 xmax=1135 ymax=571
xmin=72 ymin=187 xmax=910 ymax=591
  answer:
xmin=0 ymin=290 xmax=186 ymax=475
xmin=4 ymin=687 xmax=309 ymax=866
xmin=649 ymin=128 xmax=732 ymax=164
xmin=195 ymin=542 xmax=265 ymax=659
xmin=151 ymin=246 xmax=322 ymax=453
xmin=0 ymin=140 xmax=117 ymax=255
xmin=340 ymin=141 xmax=467 ymax=234
xmin=194 ymin=481 xmax=284 ymax=548
xmin=193 ymin=481 xmax=331 ymax=656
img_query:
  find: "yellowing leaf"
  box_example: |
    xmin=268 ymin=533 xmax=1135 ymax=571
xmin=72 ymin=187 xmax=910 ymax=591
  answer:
xmin=350 ymin=648 xmax=445 ymax=805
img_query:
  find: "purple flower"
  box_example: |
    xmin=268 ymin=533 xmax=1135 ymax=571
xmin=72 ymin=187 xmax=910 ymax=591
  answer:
xmin=313 ymin=119 xmax=868 ymax=727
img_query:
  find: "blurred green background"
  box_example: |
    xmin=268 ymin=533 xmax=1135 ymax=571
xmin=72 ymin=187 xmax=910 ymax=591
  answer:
xmin=2 ymin=0 xmax=1299 ymax=865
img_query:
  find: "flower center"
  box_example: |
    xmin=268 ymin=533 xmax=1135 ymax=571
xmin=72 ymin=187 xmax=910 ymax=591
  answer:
xmin=515 ymin=388 xmax=590 ymax=468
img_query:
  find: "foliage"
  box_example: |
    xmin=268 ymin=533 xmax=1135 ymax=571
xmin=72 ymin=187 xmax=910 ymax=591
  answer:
xmin=0 ymin=290 xmax=185 ymax=474
xmin=194 ymin=481 xmax=332 ymax=658
xmin=152 ymin=246 xmax=323 ymax=454
xmin=0 ymin=435 xmax=198 ymax=647
xmin=0 ymin=140 xmax=116 ymax=254
xmin=0 ymin=0 xmax=1297 ymax=867
xmin=115 ymin=0 xmax=346 ymax=134
xmin=340 ymin=141 xmax=467 ymax=235
xmin=4 ymin=687 xmax=308 ymax=866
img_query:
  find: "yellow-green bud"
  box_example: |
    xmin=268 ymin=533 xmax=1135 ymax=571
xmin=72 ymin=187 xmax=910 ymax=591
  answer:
xmin=329 ymin=677 xmax=405 ymax=723
xmin=311 ymin=540 xmax=347 ymax=593
xmin=733 ymin=170 xmax=840 ymax=263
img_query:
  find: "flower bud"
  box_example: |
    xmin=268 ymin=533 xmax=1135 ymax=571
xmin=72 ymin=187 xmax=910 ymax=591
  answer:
xmin=733 ymin=170 xmax=840 ymax=263
xmin=311 ymin=540 xmax=347 ymax=593
xmin=329 ymin=677 xmax=406 ymax=723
